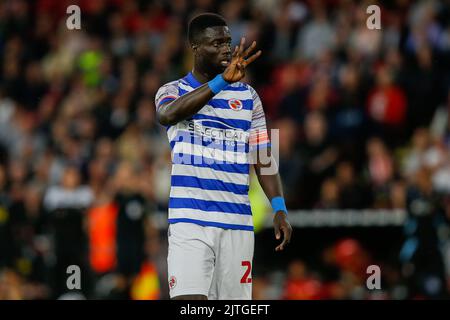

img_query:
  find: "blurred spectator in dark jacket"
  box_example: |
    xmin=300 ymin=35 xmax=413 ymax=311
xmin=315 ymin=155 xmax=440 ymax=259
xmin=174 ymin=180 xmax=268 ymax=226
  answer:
xmin=335 ymin=161 xmax=372 ymax=209
xmin=111 ymin=161 xmax=149 ymax=282
xmin=315 ymin=177 xmax=340 ymax=210
xmin=298 ymin=111 xmax=338 ymax=207
xmin=332 ymin=63 xmax=368 ymax=165
xmin=400 ymin=167 xmax=449 ymax=299
xmin=272 ymin=63 xmax=308 ymax=123
xmin=389 ymin=180 xmax=407 ymax=210
xmin=43 ymin=165 xmax=93 ymax=298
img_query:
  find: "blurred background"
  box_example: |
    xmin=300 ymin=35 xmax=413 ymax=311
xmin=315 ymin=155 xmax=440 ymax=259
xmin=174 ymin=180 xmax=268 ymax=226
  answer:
xmin=0 ymin=0 xmax=450 ymax=300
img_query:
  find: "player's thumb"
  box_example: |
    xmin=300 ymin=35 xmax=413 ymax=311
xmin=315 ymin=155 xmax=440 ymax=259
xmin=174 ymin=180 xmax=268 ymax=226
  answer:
xmin=274 ymin=225 xmax=281 ymax=240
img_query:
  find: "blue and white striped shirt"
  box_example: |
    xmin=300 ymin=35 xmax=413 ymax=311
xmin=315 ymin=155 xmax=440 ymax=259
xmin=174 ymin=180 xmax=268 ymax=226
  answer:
xmin=155 ymin=72 xmax=270 ymax=231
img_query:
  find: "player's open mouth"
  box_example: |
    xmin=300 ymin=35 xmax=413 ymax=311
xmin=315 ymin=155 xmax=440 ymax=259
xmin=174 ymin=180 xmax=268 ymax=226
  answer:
xmin=220 ymin=55 xmax=231 ymax=67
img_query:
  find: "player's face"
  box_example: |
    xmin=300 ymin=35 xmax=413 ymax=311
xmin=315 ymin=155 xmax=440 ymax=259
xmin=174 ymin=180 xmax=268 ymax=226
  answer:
xmin=196 ymin=26 xmax=232 ymax=73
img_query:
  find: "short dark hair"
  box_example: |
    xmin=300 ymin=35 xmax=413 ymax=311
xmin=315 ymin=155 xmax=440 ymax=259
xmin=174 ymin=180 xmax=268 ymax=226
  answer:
xmin=188 ymin=13 xmax=227 ymax=45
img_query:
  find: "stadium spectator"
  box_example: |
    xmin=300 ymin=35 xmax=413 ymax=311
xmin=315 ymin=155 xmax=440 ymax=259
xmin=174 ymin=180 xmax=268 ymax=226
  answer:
xmin=315 ymin=177 xmax=340 ymax=209
xmin=112 ymin=161 xmax=149 ymax=279
xmin=367 ymin=64 xmax=407 ymax=146
xmin=335 ymin=161 xmax=372 ymax=209
xmin=43 ymin=165 xmax=93 ymax=298
xmin=282 ymin=259 xmax=325 ymax=300
xmin=401 ymin=167 xmax=449 ymax=299
xmin=365 ymin=137 xmax=395 ymax=208
xmin=298 ymin=111 xmax=338 ymax=207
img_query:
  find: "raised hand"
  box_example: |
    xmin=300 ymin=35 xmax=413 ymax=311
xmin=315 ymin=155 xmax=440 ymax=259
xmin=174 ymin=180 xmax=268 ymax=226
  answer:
xmin=222 ymin=37 xmax=262 ymax=83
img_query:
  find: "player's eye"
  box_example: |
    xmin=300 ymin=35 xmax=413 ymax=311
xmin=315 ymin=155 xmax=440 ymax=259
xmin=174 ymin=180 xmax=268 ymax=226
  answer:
xmin=213 ymin=40 xmax=230 ymax=48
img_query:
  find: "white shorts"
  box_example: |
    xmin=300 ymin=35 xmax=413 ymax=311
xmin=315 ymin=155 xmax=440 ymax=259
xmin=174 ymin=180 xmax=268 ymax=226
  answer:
xmin=167 ymin=222 xmax=254 ymax=300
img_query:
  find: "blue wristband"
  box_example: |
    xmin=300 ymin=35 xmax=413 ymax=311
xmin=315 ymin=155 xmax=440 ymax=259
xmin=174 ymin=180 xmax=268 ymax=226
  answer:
xmin=271 ymin=196 xmax=288 ymax=215
xmin=208 ymin=74 xmax=229 ymax=94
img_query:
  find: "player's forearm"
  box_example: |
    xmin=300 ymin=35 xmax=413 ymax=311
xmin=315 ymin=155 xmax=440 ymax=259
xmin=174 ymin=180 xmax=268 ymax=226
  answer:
xmin=253 ymin=148 xmax=284 ymax=200
xmin=157 ymin=84 xmax=215 ymax=126
xmin=255 ymin=169 xmax=284 ymax=201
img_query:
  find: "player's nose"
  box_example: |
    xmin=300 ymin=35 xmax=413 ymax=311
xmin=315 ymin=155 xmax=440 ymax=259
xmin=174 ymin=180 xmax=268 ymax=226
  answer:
xmin=223 ymin=43 xmax=232 ymax=55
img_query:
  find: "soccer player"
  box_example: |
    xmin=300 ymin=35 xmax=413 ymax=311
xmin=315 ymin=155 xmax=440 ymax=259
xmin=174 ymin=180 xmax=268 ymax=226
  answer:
xmin=155 ymin=13 xmax=292 ymax=300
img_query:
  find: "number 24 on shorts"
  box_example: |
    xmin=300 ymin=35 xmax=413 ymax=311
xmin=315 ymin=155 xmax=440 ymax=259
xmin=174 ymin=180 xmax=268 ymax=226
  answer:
xmin=240 ymin=261 xmax=252 ymax=284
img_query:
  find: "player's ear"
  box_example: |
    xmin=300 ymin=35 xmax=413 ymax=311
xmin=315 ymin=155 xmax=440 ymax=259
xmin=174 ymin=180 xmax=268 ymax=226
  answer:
xmin=192 ymin=43 xmax=200 ymax=58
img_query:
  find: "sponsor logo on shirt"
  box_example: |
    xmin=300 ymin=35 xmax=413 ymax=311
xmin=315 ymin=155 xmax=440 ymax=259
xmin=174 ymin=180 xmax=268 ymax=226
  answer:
xmin=178 ymin=120 xmax=249 ymax=143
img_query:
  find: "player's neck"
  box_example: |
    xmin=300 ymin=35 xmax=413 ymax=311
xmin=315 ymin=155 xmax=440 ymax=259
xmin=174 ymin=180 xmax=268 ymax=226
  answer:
xmin=191 ymin=66 xmax=215 ymax=84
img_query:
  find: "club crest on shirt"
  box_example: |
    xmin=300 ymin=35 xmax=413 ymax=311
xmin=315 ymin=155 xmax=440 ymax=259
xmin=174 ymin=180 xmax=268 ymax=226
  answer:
xmin=169 ymin=276 xmax=177 ymax=289
xmin=228 ymin=99 xmax=243 ymax=111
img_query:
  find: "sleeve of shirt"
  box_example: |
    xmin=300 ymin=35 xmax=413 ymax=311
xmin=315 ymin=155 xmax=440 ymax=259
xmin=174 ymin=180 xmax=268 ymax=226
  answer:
xmin=249 ymin=86 xmax=271 ymax=152
xmin=154 ymin=80 xmax=179 ymax=111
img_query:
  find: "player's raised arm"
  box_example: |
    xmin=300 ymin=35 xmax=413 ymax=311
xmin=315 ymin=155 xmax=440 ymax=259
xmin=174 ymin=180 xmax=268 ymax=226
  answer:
xmin=156 ymin=37 xmax=261 ymax=126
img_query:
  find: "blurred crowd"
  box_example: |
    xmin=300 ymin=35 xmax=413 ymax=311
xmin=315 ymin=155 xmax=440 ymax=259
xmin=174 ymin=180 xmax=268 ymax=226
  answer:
xmin=1 ymin=0 xmax=450 ymax=299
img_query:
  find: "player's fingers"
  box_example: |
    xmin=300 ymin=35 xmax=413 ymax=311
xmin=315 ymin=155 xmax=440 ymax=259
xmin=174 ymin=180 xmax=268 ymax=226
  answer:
xmin=243 ymin=41 xmax=257 ymax=58
xmin=274 ymin=224 xmax=281 ymax=241
xmin=276 ymin=226 xmax=292 ymax=251
xmin=275 ymin=241 xmax=286 ymax=251
xmin=283 ymin=224 xmax=292 ymax=244
xmin=238 ymin=37 xmax=245 ymax=56
xmin=243 ymin=50 xmax=262 ymax=67
xmin=239 ymin=59 xmax=248 ymax=72
xmin=276 ymin=235 xmax=288 ymax=251
xmin=232 ymin=45 xmax=239 ymax=57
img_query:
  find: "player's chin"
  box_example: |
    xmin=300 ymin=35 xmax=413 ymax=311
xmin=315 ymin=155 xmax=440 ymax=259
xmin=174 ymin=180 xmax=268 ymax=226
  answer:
xmin=216 ymin=61 xmax=230 ymax=72
xmin=215 ymin=64 xmax=227 ymax=73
